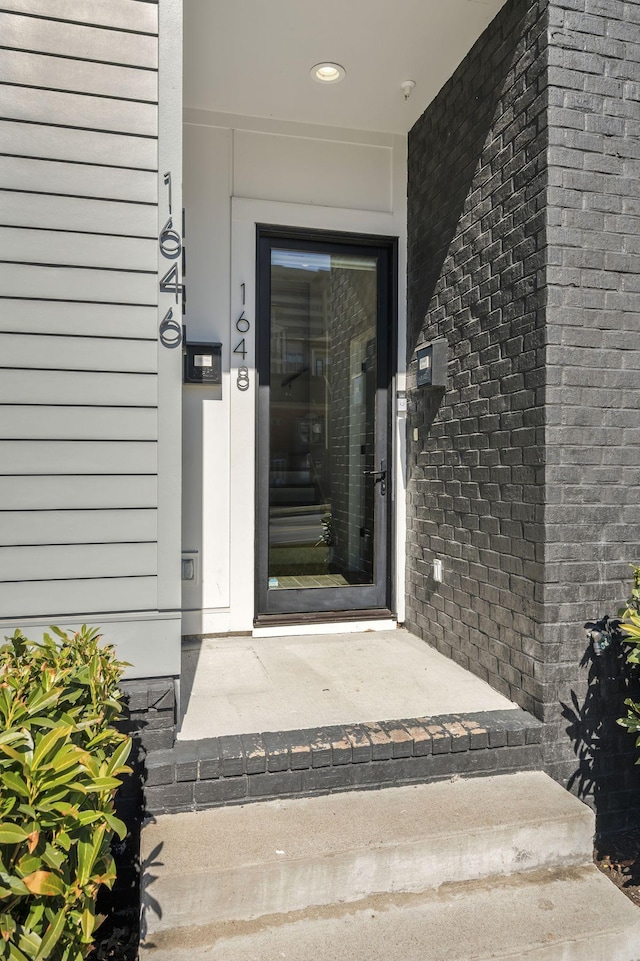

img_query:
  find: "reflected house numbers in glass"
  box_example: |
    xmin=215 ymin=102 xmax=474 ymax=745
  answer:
xmin=267 ymin=247 xmax=379 ymax=594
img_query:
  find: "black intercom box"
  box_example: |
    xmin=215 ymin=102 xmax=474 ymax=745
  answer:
xmin=183 ymin=342 xmax=222 ymax=385
xmin=416 ymin=339 xmax=447 ymax=388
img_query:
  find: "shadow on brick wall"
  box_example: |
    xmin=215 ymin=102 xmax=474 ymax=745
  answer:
xmin=407 ymin=0 xmax=532 ymax=355
xmin=562 ymin=640 xmax=640 ymax=835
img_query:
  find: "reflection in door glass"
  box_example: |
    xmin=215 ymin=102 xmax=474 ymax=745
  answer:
xmin=268 ymin=249 xmax=378 ymax=590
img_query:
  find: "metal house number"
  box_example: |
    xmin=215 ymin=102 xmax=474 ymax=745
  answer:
xmin=159 ymin=171 xmax=185 ymax=348
xmin=235 ymin=281 xmax=251 ymax=390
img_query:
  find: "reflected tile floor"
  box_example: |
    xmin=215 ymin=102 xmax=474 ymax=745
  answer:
xmin=271 ymin=573 xmax=349 ymax=589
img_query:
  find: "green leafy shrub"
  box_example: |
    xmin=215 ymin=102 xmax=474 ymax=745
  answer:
xmin=0 ymin=626 xmax=131 ymax=961
xmin=617 ymin=566 xmax=640 ymax=754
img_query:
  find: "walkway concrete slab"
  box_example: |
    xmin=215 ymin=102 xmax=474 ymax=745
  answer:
xmin=142 ymin=772 xmax=594 ymax=936
xmin=141 ymin=865 xmax=640 ymax=961
xmin=178 ymin=629 xmax=516 ymax=740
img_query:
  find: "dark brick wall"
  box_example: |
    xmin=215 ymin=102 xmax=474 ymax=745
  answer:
xmin=406 ymin=0 xmax=640 ymax=830
xmin=543 ymin=0 xmax=640 ymax=824
xmin=406 ymin=0 xmax=549 ymax=715
xmin=117 ymin=677 xmax=176 ymax=820
xmin=110 ymin=677 xmax=176 ymax=927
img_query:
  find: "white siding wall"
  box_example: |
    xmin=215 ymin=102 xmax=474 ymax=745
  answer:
xmin=0 ymin=0 xmax=182 ymax=676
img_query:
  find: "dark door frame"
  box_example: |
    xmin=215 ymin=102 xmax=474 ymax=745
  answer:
xmin=254 ymin=224 xmax=398 ymax=621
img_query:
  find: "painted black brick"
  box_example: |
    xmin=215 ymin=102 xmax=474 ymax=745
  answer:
xmin=406 ymin=0 xmax=640 ymax=831
xmin=118 ymin=676 xmax=176 ymax=813
xmin=407 ymin=0 xmax=548 ymax=720
xmin=141 ymin=710 xmax=542 ymax=813
xmin=543 ymin=0 xmax=640 ymax=832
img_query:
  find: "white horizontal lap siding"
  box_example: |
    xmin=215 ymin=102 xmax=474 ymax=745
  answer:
xmin=2 ymin=509 xmax=157 ymax=546
xmin=0 ymin=370 xmax=157 ymax=407
xmin=0 ymin=475 xmax=157 ymax=511
xmin=0 ymin=302 xmax=157 ymax=339
xmin=0 ymin=0 xmax=158 ymax=33
xmin=1 ymin=194 xmax=158 ymax=239
xmin=0 ymin=264 xmax=155 ymax=304
xmin=0 ymin=333 xmax=157 ymax=371
xmin=0 ymin=157 xmax=157 ymax=202
xmin=0 ymin=86 xmax=157 ymax=136
xmin=0 ymin=121 xmax=157 ymax=169
xmin=0 ymin=407 xmax=157 ymax=441
xmin=0 ymin=229 xmax=157 ymax=271
xmin=0 ymin=49 xmax=158 ymax=101
xmin=0 ymin=12 xmax=157 ymax=67
xmin=0 ymin=543 xmax=156 ymax=582
xmin=0 ymin=579 xmax=158 ymax=620
xmin=0 ymin=3 xmax=161 ymax=622
xmin=0 ymin=441 xmax=157 ymax=476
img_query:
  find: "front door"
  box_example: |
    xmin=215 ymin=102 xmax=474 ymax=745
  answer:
xmin=256 ymin=226 xmax=395 ymax=617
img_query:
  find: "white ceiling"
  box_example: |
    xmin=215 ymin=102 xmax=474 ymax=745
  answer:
xmin=184 ymin=0 xmax=508 ymax=135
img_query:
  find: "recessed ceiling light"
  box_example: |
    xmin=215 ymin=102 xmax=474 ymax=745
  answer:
xmin=311 ymin=62 xmax=345 ymax=84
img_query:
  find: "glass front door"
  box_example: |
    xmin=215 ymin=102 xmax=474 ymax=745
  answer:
xmin=256 ymin=227 xmax=395 ymax=616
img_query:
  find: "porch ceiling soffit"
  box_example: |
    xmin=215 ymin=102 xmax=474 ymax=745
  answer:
xmin=184 ymin=0 xmax=508 ymax=136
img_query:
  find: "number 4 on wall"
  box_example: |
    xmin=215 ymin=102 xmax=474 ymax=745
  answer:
xmin=160 ymin=263 xmax=183 ymax=303
xmin=233 ymin=338 xmax=247 ymax=359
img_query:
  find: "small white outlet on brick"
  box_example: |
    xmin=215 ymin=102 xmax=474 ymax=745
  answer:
xmin=413 ymin=427 xmax=419 ymax=441
xmin=433 ymin=558 xmax=443 ymax=582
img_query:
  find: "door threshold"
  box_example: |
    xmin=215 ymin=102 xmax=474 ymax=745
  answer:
xmin=253 ymin=609 xmax=396 ymax=638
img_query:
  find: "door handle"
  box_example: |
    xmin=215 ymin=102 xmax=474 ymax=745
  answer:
xmin=363 ymin=463 xmax=387 ymax=495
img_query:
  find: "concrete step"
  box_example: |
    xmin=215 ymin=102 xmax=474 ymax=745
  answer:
xmin=141 ymin=771 xmax=594 ymax=937
xmin=140 ymin=865 xmax=640 ymax=961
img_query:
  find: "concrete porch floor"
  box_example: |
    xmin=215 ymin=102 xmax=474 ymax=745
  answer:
xmin=177 ymin=628 xmax=517 ymax=741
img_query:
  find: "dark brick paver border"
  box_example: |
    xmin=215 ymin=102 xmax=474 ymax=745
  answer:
xmin=144 ymin=708 xmax=542 ymax=815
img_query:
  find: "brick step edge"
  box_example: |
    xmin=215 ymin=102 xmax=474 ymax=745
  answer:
xmin=144 ymin=709 xmax=543 ymax=816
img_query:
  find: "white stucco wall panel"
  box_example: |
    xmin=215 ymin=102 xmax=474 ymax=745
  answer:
xmin=182 ymin=124 xmax=231 ymax=339
xmin=181 ymin=386 xmax=232 ymax=616
xmin=181 ymin=123 xmax=232 ymax=617
xmin=233 ymin=130 xmax=393 ymax=213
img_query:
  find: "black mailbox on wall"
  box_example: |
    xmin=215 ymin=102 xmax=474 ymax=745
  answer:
xmin=184 ymin=342 xmax=222 ymax=385
xmin=416 ymin=339 xmax=447 ymax=388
